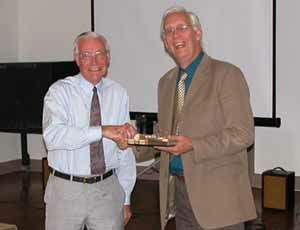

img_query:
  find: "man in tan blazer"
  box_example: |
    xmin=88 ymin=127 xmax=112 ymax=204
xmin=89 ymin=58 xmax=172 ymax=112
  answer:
xmin=151 ymin=6 xmax=257 ymax=230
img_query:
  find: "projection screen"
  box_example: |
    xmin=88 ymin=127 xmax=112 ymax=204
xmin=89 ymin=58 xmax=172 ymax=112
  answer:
xmin=94 ymin=0 xmax=273 ymax=119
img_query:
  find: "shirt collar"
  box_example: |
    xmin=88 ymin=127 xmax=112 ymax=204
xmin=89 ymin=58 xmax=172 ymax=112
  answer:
xmin=79 ymin=74 xmax=103 ymax=95
xmin=179 ymin=51 xmax=204 ymax=77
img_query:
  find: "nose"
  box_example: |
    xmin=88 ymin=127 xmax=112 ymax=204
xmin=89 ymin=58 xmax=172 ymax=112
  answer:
xmin=172 ymin=28 xmax=180 ymax=39
xmin=90 ymin=54 xmax=98 ymax=64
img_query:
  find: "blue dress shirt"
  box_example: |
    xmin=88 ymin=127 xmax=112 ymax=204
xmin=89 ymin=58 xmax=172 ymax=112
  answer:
xmin=170 ymin=52 xmax=204 ymax=175
xmin=42 ymin=74 xmax=136 ymax=204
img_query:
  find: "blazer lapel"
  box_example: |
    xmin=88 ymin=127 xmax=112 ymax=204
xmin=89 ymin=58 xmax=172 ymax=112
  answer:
xmin=183 ymin=54 xmax=211 ymax=111
xmin=159 ymin=68 xmax=179 ymax=134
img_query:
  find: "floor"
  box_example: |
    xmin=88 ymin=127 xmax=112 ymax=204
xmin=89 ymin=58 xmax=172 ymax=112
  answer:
xmin=0 ymin=171 xmax=300 ymax=230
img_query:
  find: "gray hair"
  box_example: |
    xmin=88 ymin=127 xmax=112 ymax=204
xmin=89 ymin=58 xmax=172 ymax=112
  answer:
xmin=73 ymin=31 xmax=110 ymax=54
xmin=160 ymin=6 xmax=202 ymax=40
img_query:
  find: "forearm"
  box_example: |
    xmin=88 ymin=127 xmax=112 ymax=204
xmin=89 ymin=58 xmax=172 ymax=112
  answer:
xmin=43 ymin=123 xmax=102 ymax=151
xmin=43 ymin=97 xmax=102 ymax=150
xmin=115 ymin=149 xmax=137 ymax=205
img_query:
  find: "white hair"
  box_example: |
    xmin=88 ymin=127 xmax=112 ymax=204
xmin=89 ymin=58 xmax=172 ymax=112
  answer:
xmin=160 ymin=6 xmax=202 ymax=40
xmin=73 ymin=31 xmax=110 ymax=54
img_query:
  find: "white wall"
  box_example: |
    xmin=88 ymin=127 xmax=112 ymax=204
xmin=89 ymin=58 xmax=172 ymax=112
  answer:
xmin=27 ymin=134 xmax=47 ymax=160
xmin=0 ymin=0 xmax=18 ymax=62
xmin=0 ymin=133 xmax=20 ymax=162
xmin=16 ymin=0 xmax=91 ymax=160
xmin=1 ymin=1 xmax=300 ymax=177
xmin=18 ymin=0 xmax=91 ymax=62
xmin=255 ymin=0 xmax=300 ymax=175
xmin=0 ymin=0 xmax=20 ymax=162
xmin=0 ymin=0 xmax=90 ymax=162
xmin=95 ymin=0 xmax=273 ymax=117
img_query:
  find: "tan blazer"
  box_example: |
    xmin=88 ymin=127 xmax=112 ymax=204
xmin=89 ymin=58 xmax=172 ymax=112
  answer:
xmin=158 ymin=54 xmax=257 ymax=229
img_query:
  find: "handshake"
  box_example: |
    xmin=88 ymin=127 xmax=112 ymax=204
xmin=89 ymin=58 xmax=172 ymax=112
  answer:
xmin=102 ymin=123 xmax=137 ymax=150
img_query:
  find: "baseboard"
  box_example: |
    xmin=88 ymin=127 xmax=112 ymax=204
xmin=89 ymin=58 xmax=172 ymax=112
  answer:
xmin=1 ymin=161 xmax=300 ymax=191
xmin=0 ymin=159 xmax=160 ymax=179
xmin=296 ymin=176 xmax=300 ymax=191
xmin=0 ymin=159 xmax=42 ymax=175
xmin=252 ymin=173 xmax=262 ymax=188
xmin=0 ymin=160 xmax=22 ymax=175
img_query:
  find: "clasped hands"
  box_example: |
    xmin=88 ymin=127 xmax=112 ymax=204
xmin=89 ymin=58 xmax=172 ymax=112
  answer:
xmin=102 ymin=123 xmax=137 ymax=150
xmin=102 ymin=123 xmax=194 ymax=154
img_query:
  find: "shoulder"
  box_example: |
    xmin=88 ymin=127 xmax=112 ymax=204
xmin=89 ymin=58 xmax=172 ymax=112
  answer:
xmin=159 ymin=67 xmax=178 ymax=86
xmin=45 ymin=74 xmax=81 ymax=101
xmin=102 ymin=77 xmax=128 ymax=97
xmin=207 ymin=57 xmax=250 ymax=94
xmin=209 ymin=57 xmax=244 ymax=80
xmin=48 ymin=74 xmax=80 ymax=92
xmin=199 ymin=55 xmax=247 ymax=90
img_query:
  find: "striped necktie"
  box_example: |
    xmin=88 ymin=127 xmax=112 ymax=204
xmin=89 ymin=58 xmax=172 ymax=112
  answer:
xmin=176 ymin=72 xmax=188 ymax=135
xmin=90 ymin=87 xmax=106 ymax=175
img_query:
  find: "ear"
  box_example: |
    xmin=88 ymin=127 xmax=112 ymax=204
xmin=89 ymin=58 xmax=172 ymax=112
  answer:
xmin=74 ymin=52 xmax=80 ymax=67
xmin=163 ymin=38 xmax=170 ymax=52
xmin=194 ymin=26 xmax=202 ymax=41
xmin=106 ymin=51 xmax=111 ymax=67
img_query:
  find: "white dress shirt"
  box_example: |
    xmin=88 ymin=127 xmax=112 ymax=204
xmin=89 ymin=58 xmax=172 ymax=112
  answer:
xmin=42 ymin=73 xmax=136 ymax=204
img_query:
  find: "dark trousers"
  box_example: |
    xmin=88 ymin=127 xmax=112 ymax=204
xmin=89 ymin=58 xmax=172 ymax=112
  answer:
xmin=174 ymin=176 xmax=244 ymax=230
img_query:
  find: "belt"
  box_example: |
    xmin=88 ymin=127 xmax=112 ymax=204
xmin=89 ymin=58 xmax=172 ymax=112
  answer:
xmin=49 ymin=167 xmax=114 ymax=184
xmin=172 ymin=173 xmax=185 ymax=181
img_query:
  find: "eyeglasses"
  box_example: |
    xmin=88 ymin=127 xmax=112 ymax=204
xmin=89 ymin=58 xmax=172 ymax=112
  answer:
xmin=78 ymin=51 xmax=107 ymax=61
xmin=164 ymin=24 xmax=191 ymax=37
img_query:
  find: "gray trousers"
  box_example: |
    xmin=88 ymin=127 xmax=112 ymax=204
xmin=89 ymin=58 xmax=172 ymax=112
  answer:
xmin=174 ymin=176 xmax=245 ymax=230
xmin=45 ymin=174 xmax=125 ymax=230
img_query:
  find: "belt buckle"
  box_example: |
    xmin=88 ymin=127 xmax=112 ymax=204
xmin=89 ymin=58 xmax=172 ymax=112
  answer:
xmin=83 ymin=177 xmax=88 ymax=184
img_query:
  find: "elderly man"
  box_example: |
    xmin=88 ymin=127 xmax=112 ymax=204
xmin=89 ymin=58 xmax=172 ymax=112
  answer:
xmin=43 ymin=31 xmax=136 ymax=230
xmin=149 ymin=6 xmax=257 ymax=230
